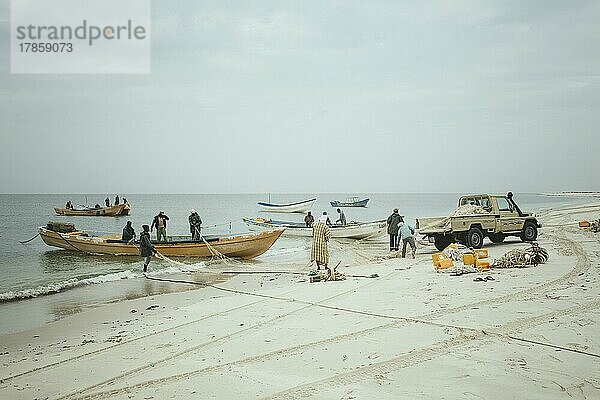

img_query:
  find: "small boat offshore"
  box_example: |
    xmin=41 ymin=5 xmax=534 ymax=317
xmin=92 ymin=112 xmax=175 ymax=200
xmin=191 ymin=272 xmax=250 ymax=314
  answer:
xmin=257 ymin=198 xmax=317 ymax=213
xmin=54 ymin=203 xmax=131 ymax=217
xmin=330 ymin=197 xmax=370 ymax=207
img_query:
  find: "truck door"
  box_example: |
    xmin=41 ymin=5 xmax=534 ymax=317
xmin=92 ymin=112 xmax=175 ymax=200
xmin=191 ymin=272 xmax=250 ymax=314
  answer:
xmin=496 ymin=197 xmax=521 ymax=232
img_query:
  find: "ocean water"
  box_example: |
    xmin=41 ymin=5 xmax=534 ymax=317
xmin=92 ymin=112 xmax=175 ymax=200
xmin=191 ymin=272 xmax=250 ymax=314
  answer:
xmin=0 ymin=193 xmax=592 ymax=333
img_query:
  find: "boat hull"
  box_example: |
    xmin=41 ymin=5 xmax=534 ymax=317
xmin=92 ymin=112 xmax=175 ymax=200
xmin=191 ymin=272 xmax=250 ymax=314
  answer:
xmin=39 ymin=227 xmax=284 ymax=259
xmin=257 ymin=198 xmax=316 ymax=213
xmin=243 ymin=218 xmax=386 ymax=240
xmin=330 ymin=198 xmax=369 ymax=207
xmin=54 ymin=203 xmax=131 ymax=217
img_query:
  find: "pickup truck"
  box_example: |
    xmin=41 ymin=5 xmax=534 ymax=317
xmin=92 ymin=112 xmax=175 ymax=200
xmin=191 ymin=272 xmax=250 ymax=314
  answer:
xmin=416 ymin=192 xmax=541 ymax=250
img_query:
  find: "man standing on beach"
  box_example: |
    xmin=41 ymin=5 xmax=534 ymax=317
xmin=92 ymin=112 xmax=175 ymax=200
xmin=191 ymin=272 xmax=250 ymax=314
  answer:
xmin=188 ymin=209 xmax=202 ymax=240
xmin=398 ymin=221 xmax=417 ymax=258
xmin=140 ymin=224 xmax=155 ymax=273
xmin=311 ymin=215 xmax=332 ymax=270
xmin=151 ymin=211 xmax=170 ymax=242
xmin=387 ymin=208 xmax=403 ymax=251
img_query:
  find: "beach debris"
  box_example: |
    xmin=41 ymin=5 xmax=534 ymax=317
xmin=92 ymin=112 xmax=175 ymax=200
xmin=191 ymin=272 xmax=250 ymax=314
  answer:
xmin=146 ymin=304 xmax=160 ymax=310
xmin=492 ymin=242 xmax=549 ymax=268
xmin=130 ymin=309 xmax=137 ymax=313
xmin=579 ymin=219 xmax=600 ymax=232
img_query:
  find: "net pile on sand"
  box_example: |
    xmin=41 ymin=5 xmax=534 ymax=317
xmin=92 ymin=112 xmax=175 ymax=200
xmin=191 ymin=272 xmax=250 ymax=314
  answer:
xmin=492 ymin=242 xmax=549 ymax=268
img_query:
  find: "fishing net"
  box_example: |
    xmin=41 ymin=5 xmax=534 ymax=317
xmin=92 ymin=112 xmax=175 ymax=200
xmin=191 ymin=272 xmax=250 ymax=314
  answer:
xmin=492 ymin=242 xmax=549 ymax=268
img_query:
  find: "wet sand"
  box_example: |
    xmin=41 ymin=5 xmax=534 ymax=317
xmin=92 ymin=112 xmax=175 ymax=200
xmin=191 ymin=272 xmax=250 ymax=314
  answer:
xmin=1 ymin=203 xmax=599 ymax=399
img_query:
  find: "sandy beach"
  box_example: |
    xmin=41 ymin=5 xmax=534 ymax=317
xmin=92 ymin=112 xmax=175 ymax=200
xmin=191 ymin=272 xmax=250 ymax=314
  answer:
xmin=1 ymin=203 xmax=599 ymax=400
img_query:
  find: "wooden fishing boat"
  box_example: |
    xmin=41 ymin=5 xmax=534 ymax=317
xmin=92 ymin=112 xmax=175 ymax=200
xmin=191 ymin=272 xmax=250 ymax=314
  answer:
xmin=39 ymin=225 xmax=284 ymax=259
xmin=243 ymin=217 xmax=386 ymax=240
xmin=257 ymin=198 xmax=317 ymax=213
xmin=54 ymin=203 xmax=131 ymax=217
xmin=330 ymin=197 xmax=369 ymax=207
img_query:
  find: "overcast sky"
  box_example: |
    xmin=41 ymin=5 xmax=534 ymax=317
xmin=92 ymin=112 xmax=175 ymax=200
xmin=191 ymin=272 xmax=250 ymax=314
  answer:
xmin=1 ymin=0 xmax=599 ymax=194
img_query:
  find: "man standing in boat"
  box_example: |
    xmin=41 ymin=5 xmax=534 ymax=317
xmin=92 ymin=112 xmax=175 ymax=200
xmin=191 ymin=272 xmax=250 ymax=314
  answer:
xmin=386 ymin=208 xmax=403 ymax=251
xmin=311 ymin=214 xmax=332 ymax=270
xmin=336 ymin=208 xmax=347 ymax=226
xmin=105 ymin=197 xmax=111 ymax=207
xmin=122 ymin=221 xmax=135 ymax=243
xmin=115 ymin=195 xmax=120 ymax=205
xmin=188 ymin=209 xmax=202 ymax=240
xmin=140 ymin=224 xmax=155 ymax=273
xmin=304 ymin=211 xmax=315 ymax=227
xmin=151 ymin=211 xmax=170 ymax=242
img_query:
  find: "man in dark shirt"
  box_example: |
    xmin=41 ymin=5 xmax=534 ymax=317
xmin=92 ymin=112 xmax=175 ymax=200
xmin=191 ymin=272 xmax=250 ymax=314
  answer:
xmin=139 ymin=224 xmax=155 ymax=273
xmin=122 ymin=221 xmax=135 ymax=242
xmin=151 ymin=211 xmax=170 ymax=242
xmin=188 ymin=209 xmax=202 ymax=240
xmin=304 ymin=211 xmax=315 ymax=227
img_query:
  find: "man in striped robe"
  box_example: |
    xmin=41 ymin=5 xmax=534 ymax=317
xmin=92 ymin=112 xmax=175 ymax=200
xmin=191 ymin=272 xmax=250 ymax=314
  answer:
xmin=311 ymin=215 xmax=332 ymax=269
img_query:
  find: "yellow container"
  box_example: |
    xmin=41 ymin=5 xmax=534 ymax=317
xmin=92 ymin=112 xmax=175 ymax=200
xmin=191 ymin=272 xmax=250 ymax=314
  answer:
xmin=432 ymin=253 xmax=444 ymax=265
xmin=474 ymin=249 xmax=488 ymax=259
xmin=476 ymin=259 xmax=491 ymax=271
xmin=462 ymin=253 xmax=475 ymax=265
xmin=435 ymin=258 xmax=454 ymax=270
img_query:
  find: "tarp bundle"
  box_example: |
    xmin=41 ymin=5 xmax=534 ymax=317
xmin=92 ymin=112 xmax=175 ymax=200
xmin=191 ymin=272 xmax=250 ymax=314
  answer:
xmin=420 ymin=204 xmax=490 ymax=232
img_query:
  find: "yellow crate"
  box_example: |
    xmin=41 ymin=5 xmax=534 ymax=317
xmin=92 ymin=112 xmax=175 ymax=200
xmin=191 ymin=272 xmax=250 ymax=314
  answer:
xmin=462 ymin=253 xmax=475 ymax=265
xmin=476 ymin=259 xmax=491 ymax=271
xmin=435 ymin=258 xmax=454 ymax=270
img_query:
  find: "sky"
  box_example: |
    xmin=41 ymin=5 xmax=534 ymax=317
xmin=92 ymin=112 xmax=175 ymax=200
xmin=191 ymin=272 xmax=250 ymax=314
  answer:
xmin=1 ymin=0 xmax=599 ymax=194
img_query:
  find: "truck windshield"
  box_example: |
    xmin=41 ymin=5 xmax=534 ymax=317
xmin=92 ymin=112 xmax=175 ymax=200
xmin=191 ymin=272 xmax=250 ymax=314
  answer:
xmin=497 ymin=197 xmax=513 ymax=212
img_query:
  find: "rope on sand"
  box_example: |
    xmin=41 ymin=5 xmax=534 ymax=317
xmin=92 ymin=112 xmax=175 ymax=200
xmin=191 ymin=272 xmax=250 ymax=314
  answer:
xmin=142 ymin=274 xmax=600 ymax=360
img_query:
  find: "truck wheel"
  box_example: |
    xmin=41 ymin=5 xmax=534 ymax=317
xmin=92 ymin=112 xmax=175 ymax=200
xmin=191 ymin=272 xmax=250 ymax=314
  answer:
xmin=489 ymin=233 xmax=505 ymax=243
xmin=434 ymin=235 xmax=453 ymax=251
xmin=466 ymin=227 xmax=484 ymax=249
xmin=520 ymin=222 xmax=538 ymax=242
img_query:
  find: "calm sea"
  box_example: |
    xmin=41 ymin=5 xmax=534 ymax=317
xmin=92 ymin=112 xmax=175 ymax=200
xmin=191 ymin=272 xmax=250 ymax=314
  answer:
xmin=0 ymin=193 xmax=591 ymax=333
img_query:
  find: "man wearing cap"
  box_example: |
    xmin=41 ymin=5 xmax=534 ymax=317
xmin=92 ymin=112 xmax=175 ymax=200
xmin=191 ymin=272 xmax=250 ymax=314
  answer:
xmin=189 ymin=209 xmax=202 ymax=240
xmin=151 ymin=211 xmax=170 ymax=242
xmin=386 ymin=208 xmax=404 ymax=251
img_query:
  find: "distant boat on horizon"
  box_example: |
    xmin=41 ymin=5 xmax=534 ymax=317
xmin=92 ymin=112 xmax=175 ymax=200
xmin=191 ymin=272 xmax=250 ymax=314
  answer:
xmin=330 ymin=197 xmax=369 ymax=208
xmin=257 ymin=198 xmax=317 ymax=213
